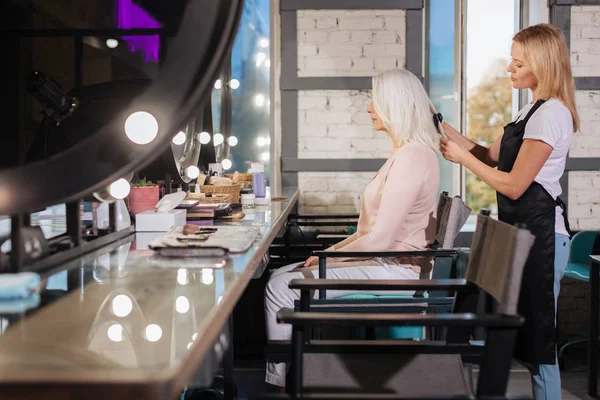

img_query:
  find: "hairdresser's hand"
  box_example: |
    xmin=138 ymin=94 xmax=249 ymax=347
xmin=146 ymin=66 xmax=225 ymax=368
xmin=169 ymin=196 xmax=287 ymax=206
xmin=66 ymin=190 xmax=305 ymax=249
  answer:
xmin=302 ymin=256 xmax=319 ymax=268
xmin=442 ymin=122 xmax=470 ymax=149
xmin=440 ymin=137 xmax=469 ymax=165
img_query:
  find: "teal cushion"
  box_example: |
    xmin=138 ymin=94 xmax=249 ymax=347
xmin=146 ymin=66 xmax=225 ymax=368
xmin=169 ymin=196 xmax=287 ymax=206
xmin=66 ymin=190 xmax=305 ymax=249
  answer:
xmin=564 ymin=262 xmax=589 ymax=282
xmin=336 ymin=293 xmax=427 ymax=339
xmin=336 ymin=293 xmax=429 ymax=299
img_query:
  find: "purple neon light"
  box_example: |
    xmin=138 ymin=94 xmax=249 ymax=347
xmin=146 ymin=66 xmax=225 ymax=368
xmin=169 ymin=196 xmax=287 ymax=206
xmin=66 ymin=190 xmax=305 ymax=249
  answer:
xmin=117 ymin=0 xmax=161 ymax=62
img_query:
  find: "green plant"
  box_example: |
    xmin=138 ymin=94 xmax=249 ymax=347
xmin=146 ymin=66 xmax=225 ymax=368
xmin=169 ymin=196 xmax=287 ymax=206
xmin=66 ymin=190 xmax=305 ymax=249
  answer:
xmin=131 ymin=177 xmax=158 ymax=188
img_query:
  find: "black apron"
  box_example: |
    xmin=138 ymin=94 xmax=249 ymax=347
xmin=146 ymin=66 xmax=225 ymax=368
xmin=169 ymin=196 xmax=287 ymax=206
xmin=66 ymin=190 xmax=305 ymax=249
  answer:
xmin=497 ymin=99 xmax=571 ymax=365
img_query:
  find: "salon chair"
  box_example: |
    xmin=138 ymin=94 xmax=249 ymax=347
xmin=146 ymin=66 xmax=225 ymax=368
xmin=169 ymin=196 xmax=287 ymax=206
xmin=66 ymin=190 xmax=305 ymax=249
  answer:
xmin=263 ymin=211 xmax=534 ymax=399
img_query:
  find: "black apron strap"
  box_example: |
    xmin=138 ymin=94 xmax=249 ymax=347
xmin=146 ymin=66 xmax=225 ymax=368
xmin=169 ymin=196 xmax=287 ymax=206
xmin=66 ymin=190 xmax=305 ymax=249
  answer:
xmin=555 ymin=197 xmax=573 ymax=237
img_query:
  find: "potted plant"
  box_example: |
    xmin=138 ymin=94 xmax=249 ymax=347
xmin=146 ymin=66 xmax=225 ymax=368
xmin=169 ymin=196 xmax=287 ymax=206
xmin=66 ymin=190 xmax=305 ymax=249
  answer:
xmin=127 ymin=177 xmax=160 ymax=216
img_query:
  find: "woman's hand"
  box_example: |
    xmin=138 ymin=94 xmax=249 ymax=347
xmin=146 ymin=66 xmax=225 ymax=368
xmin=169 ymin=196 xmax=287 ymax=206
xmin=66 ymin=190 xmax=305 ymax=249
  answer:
xmin=302 ymin=256 xmax=319 ymax=268
xmin=440 ymin=137 xmax=469 ymax=165
xmin=442 ymin=122 xmax=464 ymax=143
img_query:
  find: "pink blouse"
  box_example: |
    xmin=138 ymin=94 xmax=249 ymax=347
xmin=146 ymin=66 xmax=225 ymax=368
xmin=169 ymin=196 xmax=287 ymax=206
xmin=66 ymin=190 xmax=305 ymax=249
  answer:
xmin=334 ymin=143 xmax=440 ymax=273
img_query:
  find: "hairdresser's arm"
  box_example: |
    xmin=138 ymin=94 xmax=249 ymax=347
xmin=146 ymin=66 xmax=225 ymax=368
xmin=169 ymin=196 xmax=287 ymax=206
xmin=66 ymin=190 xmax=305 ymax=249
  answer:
xmin=443 ymin=122 xmax=501 ymax=168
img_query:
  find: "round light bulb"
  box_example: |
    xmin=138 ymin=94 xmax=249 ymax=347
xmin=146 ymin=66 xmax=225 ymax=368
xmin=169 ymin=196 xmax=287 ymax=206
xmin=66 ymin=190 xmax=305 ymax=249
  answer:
xmin=107 ymin=324 xmax=124 ymax=342
xmin=176 ymin=296 xmax=190 ymax=314
xmin=177 ymin=269 xmax=188 ymax=285
xmin=144 ymin=324 xmax=162 ymax=342
xmin=186 ymin=166 xmax=200 ymax=179
xmin=259 ymin=38 xmax=269 ymax=48
xmin=254 ymin=94 xmax=265 ymax=107
xmin=106 ymin=38 xmax=119 ymax=49
xmin=124 ymin=111 xmax=158 ymax=145
xmin=214 ymin=79 xmax=222 ymax=90
xmin=201 ymin=269 xmax=214 ymax=285
xmin=197 ymin=131 xmax=211 ymax=144
xmin=172 ymin=131 xmax=186 ymax=145
xmin=112 ymin=294 xmax=133 ymax=317
xmin=213 ymin=133 xmax=224 ymax=146
xmin=256 ymin=52 xmax=266 ymax=63
xmin=257 ymin=137 xmax=266 ymax=147
xmin=109 ymin=178 xmax=131 ymax=200
xmin=221 ymin=159 xmax=232 ymax=171
xmin=229 ymin=79 xmax=240 ymax=89
xmin=228 ymin=136 xmax=238 ymax=147
xmin=261 ymin=152 xmax=270 ymax=162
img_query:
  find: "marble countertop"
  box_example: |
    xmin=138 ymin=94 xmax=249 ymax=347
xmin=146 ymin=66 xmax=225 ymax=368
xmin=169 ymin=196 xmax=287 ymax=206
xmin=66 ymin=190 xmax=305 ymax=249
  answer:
xmin=0 ymin=187 xmax=298 ymax=399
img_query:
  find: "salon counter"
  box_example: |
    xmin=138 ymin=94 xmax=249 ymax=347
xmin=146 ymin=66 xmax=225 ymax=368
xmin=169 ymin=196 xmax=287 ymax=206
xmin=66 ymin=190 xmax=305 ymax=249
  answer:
xmin=0 ymin=187 xmax=298 ymax=400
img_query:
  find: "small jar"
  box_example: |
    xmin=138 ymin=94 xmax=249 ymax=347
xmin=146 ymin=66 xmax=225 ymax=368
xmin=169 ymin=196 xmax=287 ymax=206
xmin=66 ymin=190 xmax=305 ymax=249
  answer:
xmin=241 ymin=193 xmax=256 ymax=211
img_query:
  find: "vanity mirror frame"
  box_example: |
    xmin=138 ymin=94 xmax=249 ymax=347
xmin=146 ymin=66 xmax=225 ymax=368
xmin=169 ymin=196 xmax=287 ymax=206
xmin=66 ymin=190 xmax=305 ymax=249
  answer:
xmin=0 ymin=0 xmax=243 ymax=215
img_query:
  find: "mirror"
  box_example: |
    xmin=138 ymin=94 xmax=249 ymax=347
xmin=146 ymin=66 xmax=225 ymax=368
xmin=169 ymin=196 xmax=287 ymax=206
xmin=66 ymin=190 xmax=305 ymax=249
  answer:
xmin=0 ymin=0 xmax=243 ymax=214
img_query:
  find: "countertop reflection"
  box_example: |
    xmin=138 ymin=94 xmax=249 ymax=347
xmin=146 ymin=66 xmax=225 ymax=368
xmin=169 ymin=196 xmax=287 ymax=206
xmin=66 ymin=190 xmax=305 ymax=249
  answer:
xmin=0 ymin=188 xmax=297 ymax=396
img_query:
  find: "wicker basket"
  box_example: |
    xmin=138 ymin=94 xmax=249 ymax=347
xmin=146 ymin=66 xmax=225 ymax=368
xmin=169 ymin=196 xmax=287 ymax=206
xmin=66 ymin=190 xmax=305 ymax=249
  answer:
xmin=186 ymin=192 xmax=232 ymax=204
xmin=200 ymin=184 xmax=241 ymax=203
xmin=225 ymin=172 xmax=252 ymax=182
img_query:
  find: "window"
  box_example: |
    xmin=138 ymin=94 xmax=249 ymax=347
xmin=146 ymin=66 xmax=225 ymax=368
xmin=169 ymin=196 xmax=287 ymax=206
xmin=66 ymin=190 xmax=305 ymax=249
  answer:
xmin=463 ymin=0 xmax=517 ymax=215
xmin=428 ymin=0 xmax=458 ymax=198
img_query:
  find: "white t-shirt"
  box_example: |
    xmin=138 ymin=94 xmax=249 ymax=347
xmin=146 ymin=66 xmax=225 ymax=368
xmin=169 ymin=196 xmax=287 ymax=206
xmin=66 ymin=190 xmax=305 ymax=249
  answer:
xmin=514 ymin=98 xmax=574 ymax=236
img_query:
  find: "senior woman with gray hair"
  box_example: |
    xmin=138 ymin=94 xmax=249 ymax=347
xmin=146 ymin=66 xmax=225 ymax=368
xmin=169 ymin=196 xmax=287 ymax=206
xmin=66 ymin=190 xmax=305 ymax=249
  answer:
xmin=265 ymin=68 xmax=442 ymax=388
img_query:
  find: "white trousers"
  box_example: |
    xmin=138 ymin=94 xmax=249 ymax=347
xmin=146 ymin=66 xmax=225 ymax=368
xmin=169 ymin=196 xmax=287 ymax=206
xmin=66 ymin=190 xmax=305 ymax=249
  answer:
xmin=264 ymin=258 xmax=421 ymax=387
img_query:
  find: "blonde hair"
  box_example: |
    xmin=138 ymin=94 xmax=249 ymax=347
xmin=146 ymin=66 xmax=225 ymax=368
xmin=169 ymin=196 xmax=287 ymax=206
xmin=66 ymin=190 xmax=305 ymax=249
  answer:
xmin=372 ymin=69 xmax=440 ymax=153
xmin=513 ymin=23 xmax=580 ymax=132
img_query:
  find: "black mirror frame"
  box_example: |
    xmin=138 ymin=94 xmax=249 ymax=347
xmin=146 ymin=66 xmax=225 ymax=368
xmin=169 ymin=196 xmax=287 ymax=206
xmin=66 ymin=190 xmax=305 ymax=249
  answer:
xmin=0 ymin=0 xmax=244 ymax=214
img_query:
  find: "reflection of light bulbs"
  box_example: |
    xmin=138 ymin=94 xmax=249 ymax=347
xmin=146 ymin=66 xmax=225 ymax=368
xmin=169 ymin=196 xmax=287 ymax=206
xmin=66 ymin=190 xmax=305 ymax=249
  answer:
xmin=254 ymin=95 xmax=265 ymax=107
xmin=229 ymin=79 xmax=240 ymax=89
xmin=172 ymin=131 xmax=186 ymax=145
xmin=106 ymin=38 xmax=119 ymax=49
xmin=214 ymin=79 xmax=222 ymax=90
xmin=257 ymin=136 xmax=270 ymax=147
xmin=259 ymin=38 xmax=269 ymax=48
xmin=261 ymin=152 xmax=270 ymax=162
xmin=112 ymin=294 xmax=133 ymax=317
xmin=145 ymin=324 xmax=162 ymax=342
xmin=176 ymin=296 xmax=190 ymax=314
xmin=177 ymin=269 xmax=188 ymax=285
xmin=221 ymin=159 xmax=232 ymax=170
xmin=109 ymin=178 xmax=131 ymax=199
xmin=192 ymin=333 xmax=198 ymax=341
xmin=201 ymin=269 xmax=214 ymax=285
xmin=228 ymin=136 xmax=238 ymax=146
xmin=107 ymin=324 xmax=124 ymax=342
xmin=186 ymin=166 xmax=200 ymax=179
xmin=197 ymin=131 xmax=211 ymax=144
xmin=213 ymin=133 xmax=224 ymax=146
xmin=187 ymin=342 xmax=193 ymax=350
xmin=265 ymin=59 xmax=271 ymax=68
xmin=124 ymin=111 xmax=158 ymax=145
xmin=256 ymin=52 xmax=266 ymax=63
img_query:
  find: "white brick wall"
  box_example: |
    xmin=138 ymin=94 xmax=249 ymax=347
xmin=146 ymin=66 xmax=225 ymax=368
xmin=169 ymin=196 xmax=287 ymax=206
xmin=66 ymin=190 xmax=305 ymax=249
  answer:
xmin=568 ymin=171 xmax=600 ymax=230
xmin=297 ymin=10 xmax=406 ymax=77
xmin=570 ymin=90 xmax=600 ymax=157
xmin=298 ymin=90 xmax=394 ymax=158
xmin=570 ymin=6 xmax=600 ymax=77
xmin=298 ymin=172 xmax=373 ymax=215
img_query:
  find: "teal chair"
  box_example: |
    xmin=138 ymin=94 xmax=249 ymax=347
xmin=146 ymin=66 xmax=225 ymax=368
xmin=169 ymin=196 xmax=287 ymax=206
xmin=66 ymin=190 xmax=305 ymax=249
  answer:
xmin=558 ymin=230 xmax=600 ymax=368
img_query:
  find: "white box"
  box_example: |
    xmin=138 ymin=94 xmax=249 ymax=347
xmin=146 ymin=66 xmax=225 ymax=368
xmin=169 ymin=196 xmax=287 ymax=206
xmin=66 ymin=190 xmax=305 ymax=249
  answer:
xmin=135 ymin=209 xmax=187 ymax=232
